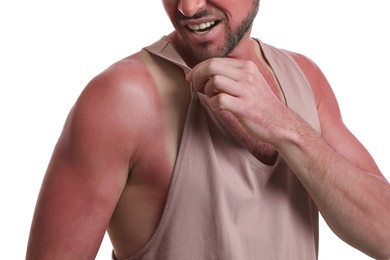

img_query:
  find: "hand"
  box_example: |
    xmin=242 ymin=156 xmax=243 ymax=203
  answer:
xmin=186 ymin=57 xmax=291 ymax=144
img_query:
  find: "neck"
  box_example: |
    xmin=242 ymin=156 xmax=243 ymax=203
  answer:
xmin=226 ymin=30 xmax=258 ymax=61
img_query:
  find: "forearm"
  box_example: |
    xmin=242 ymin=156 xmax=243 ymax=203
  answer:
xmin=273 ymin=116 xmax=390 ymax=259
xmin=187 ymin=55 xmax=390 ymax=258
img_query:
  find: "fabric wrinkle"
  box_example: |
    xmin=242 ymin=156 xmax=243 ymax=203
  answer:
xmin=115 ymin=36 xmax=321 ymax=260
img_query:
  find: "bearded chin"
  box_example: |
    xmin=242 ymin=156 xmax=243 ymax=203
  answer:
xmin=181 ymin=28 xmax=247 ymax=63
xmin=187 ymin=40 xmax=231 ymax=62
xmin=182 ymin=1 xmax=259 ymax=63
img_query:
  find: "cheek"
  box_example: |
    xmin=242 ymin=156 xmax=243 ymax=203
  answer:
xmin=212 ymin=0 xmax=254 ymax=22
xmin=162 ymin=0 xmax=177 ymax=17
xmin=234 ymin=1 xmax=253 ymax=17
xmin=162 ymin=0 xmax=179 ymax=26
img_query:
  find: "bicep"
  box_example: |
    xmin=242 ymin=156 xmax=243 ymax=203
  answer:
xmin=27 ymin=72 xmax=139 ymax=259
xmin=28 ymin=115 xmax=130 ymax=259
xmin=29 ymin=151 xmax=126 ymax=259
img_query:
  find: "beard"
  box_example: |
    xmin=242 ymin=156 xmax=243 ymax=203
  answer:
xmin=177 ymin=0 xmax=260 ymax=63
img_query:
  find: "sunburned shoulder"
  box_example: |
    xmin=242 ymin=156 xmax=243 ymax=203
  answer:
xmin=283 ymin=50 xmax=335 ymax=109
xmin=86 ymin=52 xmax=156 ymax=98
xmin=61 ymin=52 xmax=162 ymax=160
xmin=284 ymin=50 xmax=322 ymax=76
xmin=74 ymin=52 xmax=161 ymax=117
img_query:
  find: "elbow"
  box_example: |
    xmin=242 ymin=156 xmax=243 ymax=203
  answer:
xmin=370 ymin=252 xmax=390 ymax=260
xmin=377 ymin=215 xmax=390 ymax=259
xmin=372 ymin=253 xmax=390 ymax=260
xmin=369 ymin=196 xmax=390 ymax=260
xmin=361 ymin=244 xmax=390 ymax=260
xmin=366 ymin=232 xmax=390 ymax=260
xmin=377 ymin=244 xmax=390 ymax=260
xmin=352 ymin=219 xmax=390 ymax=260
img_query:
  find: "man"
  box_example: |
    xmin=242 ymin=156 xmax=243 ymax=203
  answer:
xmin=27 ymin=0 xmax=390 ymax=259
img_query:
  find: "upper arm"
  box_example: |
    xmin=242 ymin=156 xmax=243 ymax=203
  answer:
xmin=290 ymin=52 xmax=383 ymax=177
xmin=27 ymin=57 xmax=154 ymax=259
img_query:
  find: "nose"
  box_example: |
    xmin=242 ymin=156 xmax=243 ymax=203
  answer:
xmin=178 ymin=0 xmax=206 ymax=17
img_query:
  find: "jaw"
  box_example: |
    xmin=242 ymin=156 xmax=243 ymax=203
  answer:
xmin=173 ymin=25 xmax=255 ymax=67
xmin=169 ymin=1 xmax=260 ymax=66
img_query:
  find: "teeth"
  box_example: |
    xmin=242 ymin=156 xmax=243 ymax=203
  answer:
xmin=188 ymin=21 xmax=215 ymax=32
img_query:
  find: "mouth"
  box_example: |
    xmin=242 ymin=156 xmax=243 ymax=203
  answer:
xmin=186 ymin=20 xmax=220 ymax=34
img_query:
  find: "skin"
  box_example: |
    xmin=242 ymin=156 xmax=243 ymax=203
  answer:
xmin=27 ymin=0 xmax=390 ymax=259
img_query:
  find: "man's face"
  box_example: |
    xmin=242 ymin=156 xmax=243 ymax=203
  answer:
xmin=163 ymin=0 xmax=260 ymax=63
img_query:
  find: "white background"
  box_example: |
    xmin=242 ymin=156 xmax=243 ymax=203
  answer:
xmin=1 ymin=0 xmax=389 ymax=259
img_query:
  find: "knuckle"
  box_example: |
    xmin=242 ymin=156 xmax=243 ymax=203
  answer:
xmin=217 ymin=93 xmax=226 ymax=103
xmin=216 ymin=93 xmax=231 ymax=109
xmin=242 ymin=60 xmax=256 ymax=71
xmin=241 ymin=61 xmax=257 ymax=83
xmin=239 ymin=71 xmax=255 ymax=85
xmin=206 ymin=59 xmax=219 ymax=73
xmin=210 ymin=94 xmax=226 ymax=110
xmin=211 ymin=75 xmax=223 ymax=86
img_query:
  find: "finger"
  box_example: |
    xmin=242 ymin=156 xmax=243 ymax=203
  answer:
xmin=186 ymin=58 xmax=246 ymax=91
xmin=203 ymin=75 xmax=241 ymax=98
xmin=208 ymin=93 xmax=240 ymax=113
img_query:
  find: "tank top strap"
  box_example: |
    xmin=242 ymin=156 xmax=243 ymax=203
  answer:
xmin=122 ymin=37 xmax=319 ymax=260
xmin=257 ymin=39 xmax=321 ymax=133
xmin=142 ymin=36 xmax=191 ymax=74
xmin=143 ymin=36 xmax=195 ymax=93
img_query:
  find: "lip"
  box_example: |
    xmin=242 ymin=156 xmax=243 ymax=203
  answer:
xmin=183 ymin=23 xmax=221 ymax=47
xmin=186 ymin=20 xmax=216 ymax=33
xmin=180 ymin=17 xmax=222 ymax=40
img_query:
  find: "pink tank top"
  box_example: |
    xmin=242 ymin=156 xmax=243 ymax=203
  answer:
xmin=123 ymin=37 xmax=320 ymax=260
